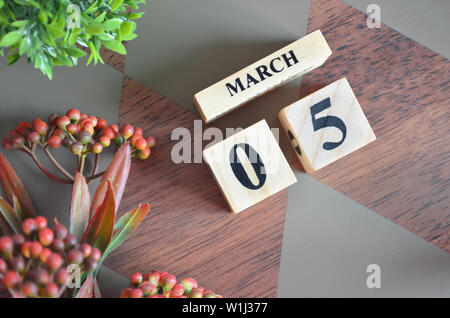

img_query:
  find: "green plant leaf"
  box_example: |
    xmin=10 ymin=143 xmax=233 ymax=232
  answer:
xmin=70 ymin=173 xmax=91 ymax=241
xmin=63 ymin=47 xmax=87 ymax=58
xmin=96 ymin=204 xmax=149 ymax=272
xmin=102 ymin=18 xmax=123 ymax=31
xmin=0 ymin=197 xmax=22 ymax=234
xmin=0 ymin=153 xmax=36 ymax=218
xmin=127 ymin=12 xmax=145 ymax=20
xmin=120 ymin=21 xmax=133 ymax=35
xmin=89 ymin=143 xmax=131 ymax=219
xmin=121 ymin=33 xmax=137 ymax=41
xmin=84 ymin=23 xmax=104 ymax=35
xmin=81 ymin=180 xmax=115 ymax=253
xmin=102 ymin=39 xmax=126 ymax=54
xmin=19 ymin=35 xmax=32 ymax=55
xmin=110 ymin=0 xmax=124 ymax=12
xmin=0 ymin=31 xmax=22 ymax=47
xmin=11 ymin=20 xmax=28 ymax=28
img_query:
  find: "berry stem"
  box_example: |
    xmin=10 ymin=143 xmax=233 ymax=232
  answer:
xmin=78 ymin=155 xmax=86 ymax=175
xmin=86 ymin=171 xmax=105 ymax=184
xmin=19 ymin=148 xmax=73 ymax=184
xmin=91 ymin=153 xmax=100 ymax=177
xmin=41 ymin=146 xmax=75 ymax=182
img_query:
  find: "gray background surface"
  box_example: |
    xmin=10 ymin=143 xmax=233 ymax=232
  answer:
xmin=0 ymin=0 xmax=449 ymax=297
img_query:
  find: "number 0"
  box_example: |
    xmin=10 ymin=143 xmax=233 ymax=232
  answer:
xmin=229 ymin=143 xmax=266 ymax=190
xmin=310 ymin=97 xmax=347 ymax=150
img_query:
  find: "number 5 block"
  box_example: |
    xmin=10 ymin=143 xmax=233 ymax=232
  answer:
xmin=203 ymin=119 xmax=297 ymax=214
xmin=278 ymin=77 xmax=376 ymax=172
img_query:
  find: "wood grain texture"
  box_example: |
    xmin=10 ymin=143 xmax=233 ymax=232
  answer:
xmin=79 ymin=45 xmax=126 ymax=73
xmin=298 ymin=0 xmax=449 ymax=251
xmin=103 ymin=77 xmax=289 ymax=297
xmin=280 ymin=77 xmax=376 ymax=172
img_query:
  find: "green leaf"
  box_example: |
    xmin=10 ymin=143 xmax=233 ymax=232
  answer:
xmin=63 ymin=47 xmax=87 ymax=58
xmin=48 ymin=25 xmax=65 ymax=39
xmin=11 ymin=20 xmax=28 ymax=28
xmin=0 ymin=197 xmax=22 ymax=234
xmin=19 ymin=36 xmax=32 ymax=55
xmin=120 ymin=21 xmax=133 ymax=35
xmin=94 ymin=12 xmax=106 ymax=23
xmin=81 ymin=180 xmax=115 ymax=253
xmin=127 ymin=12 xmax=145 ymax=20
xmin=0 ymin=153 xmax=36 ymax=218
xmin=70 ymin=173 xmax=91 ymax=241
xmin=102 ymin=18 xmax=122 ymax=31
xmin=89 ymin=143 xmax=131 ymax=219
xmin=121 ymin=33 xmax=137 ymax=41
xmin=110 ymin=0 xmax=124 ymax=11
xmin=0 ymin=0 xmax=4 ymax=9
xmin=103 ymin=39 xmax=126 ymax=54
xmin=85 ymin=23 xmax=104 ymax=35
xmin=96 ymin=204 xmax=149 ymax=272
xmin=0 ymin=31 xmax=22 ymax=47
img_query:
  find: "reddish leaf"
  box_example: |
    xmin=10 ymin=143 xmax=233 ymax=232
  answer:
xmin=97 ymin=204 xmax=150 ymax=268
xmin=81 ymin=180 xmax=115 ymax=253
xmin=0 ymin=153 xmax=36 ymax=218
xmin=70 ymin=173 xmax=91 ymax=241
xmin=0 ymin=212 xmax=13 ymax=235
xmin=75 ymin=274 xmax=94 ymax=298
xmin=90 ymin=143 xmax=130 ymax=219
xmin=0 ymin=197 xmax=22 ymax=234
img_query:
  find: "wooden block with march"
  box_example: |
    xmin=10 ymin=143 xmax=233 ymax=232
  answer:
xmin=194 ymin=30 xmax=332 ymax=123
xmin=279 ymin=77 xmax=376 ymax=173
xmin=203 ymin=119 xmax=297 ymax=214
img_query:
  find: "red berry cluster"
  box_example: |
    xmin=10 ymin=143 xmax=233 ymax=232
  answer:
xmin=120 ymin=271 xmax=222 ymax=298
xmin=0 ymin=216 xmax=101 ymax=298
xmin=2 ymin=109 xmax=156 ymax=160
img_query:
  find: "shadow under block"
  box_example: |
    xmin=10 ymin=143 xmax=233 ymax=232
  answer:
xmin=104 ymin=77 xmax=291 ymax=297
xmin=194 ymin=30 xmax=332 ymax=123
xmin=301 ymin=0 xmax=450 ymax=252
xmin=203 ymin=120 xmax=297 ymax=213
xmin=279 ymin=78 xmax=376 ymax=172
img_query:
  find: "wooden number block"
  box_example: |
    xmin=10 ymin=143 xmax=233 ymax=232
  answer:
xmin=203 ymin=119 xmax=297 ymax=214
xmin=194 ymin=30 xmax=332 ymax=123
xmin=278 ymin=77 xmax=376 ymax=172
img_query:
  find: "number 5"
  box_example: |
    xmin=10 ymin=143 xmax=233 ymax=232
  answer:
xmin=310 ymin=97 xmax=347 ymax=150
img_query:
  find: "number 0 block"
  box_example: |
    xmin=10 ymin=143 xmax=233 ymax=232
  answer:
xmin=203 ymin=119 xmax=297 ymax=214
xmin=278 ymin=77 xmax=376 ymax=172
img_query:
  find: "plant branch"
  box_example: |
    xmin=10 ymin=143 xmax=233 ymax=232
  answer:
xmin=19 ymin=148 xmax=73 ymax=184
xmin=41 ymin=146 xmax=75 ymax=181
xmin=91 ymin=153 xmax=100 ymax=177
xmin=86 ymin=171 xmax=105 ymax=184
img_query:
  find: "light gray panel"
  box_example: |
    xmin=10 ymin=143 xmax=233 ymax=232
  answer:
xmin=0 ymin=58 xmax=123 ymax=226
xmin=344 ymin=0 xmax=450 ymax=58
xmin=278 ymin=173 xmax=450 ymax=297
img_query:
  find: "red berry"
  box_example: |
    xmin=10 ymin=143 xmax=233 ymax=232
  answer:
xmin=87 ymin=116 xmax=98 ymax=127
xmin=45 ymin=283 xmax=59 ymax=298
xmin=56 ymin=116 xmax=70 ymax=129
xmin=9 ymin=256 xmax=25 ymax=272
xmin=35 ymin=216 xmax=47 ymax=230
xmin=82 ymin=121 xmax=95 ymax=135
xmin=171 ymin=284 xmax=185 ymax=297
xmin=52 ymin=128 xmax=66 ymax=140
xmin=138 ymin=282 xmax=157 ymax=297
xmin=53 ymin=223 xmax=68 ymax=240
xmin=161 ymin=274 xmax=177 ymax=293
xmin=48 ymin=114 xmax=58 ymax=127
xmin=38 ymin=228 xmax=54 ymax=246
xmin=91 ymin=142 xmax=103 ymax=154
xmin=40 ymin=248 xmax=52 ymax=263
xmin=113 ymin=134 xmax=124 ymax=146
xmin=189 ymin=287 xmax=204 ymax=298
xmin=110 ymin=124 xmax=119 ymax=133
xmin=134 ymin=138 xmax=148 ymax=150
xmin=120 ymin=124 xmax=134 ymax=139
xmin=78 ymin=131 xmax=92 ymax=145
xmin=17 ymin=121 xmax=31 ymax=134
xmin=180 ymin=278 xmax=198 ymax=294
xmin=46 ymin=253 xmax=63 ymax=271
xmin=1 ymin=138 xmax=12 ymax=150
xmin=99 ymin=136 xmax=111 ymax=147
xmin=137 ymin=147 xmax=151 ymax=160
xmin=146 ymin=294 xmax=164 ymax=298
xmin=79 ymin=244 xmax=92 ymax=258
xmin=30 ymin=241 xmax=43 ymax=258
xmin=129 ymin=133 xmax=141 ymax=147
xmin=32 ymin=119 xmax=48 ymax=136
xmin=130 ymin=272 xmax=143 ymax=286
xmin=66 ymin=108 xmax=81 ymax=121
xmin=10 ymin=135 xmax=24 ymax=148
xmin=129 ymin=288 xmax=143 ymax=298
xmin=34 ymin=268 xmax=50 ymax=285
xmin=2 ymin=270 xmax=21 ymax=288
xmin=0 ymin=236 xmax=14 ymax=256
xmin=66 ymin=123 xmax=79 ymax=135
xmin=146 ymin=271 xmax=161 ymax=286
xmin=83 ymin=259 xmax=98 ymax=272
xmin=54 ymin=268 xmax=69 ymax=285
xmin=0 ymin=258 xmax=6 ymax=273
xmin=90 ymin=248 xmax=101 ymax=262
xmin=96 ymin=118 xmax=107 ymax=130
xmin=120 ymin=288 xmax=134 ymax=298
xmin=27 ymin=131 xmax=40 ymax=143
xmin=64 ymin=234 xmax=77 ymax=249
xmin=22 ymin=282 xmax=39 ymax=297
xmin=51 ymin=239 xmax=65 ymax=252
xmin=102 ymin=127 xmax=116 ymax=139
xmin=67 ymin=249 xmax=83 ymax=265
xmin=48 ymin=135 xmax=62 ymax=149
xmin=80 ymin=113 xmax=88 ymax=120
xmin=134 ymin=128 xmax=143 ymax=136
xmin=11 ymin=234 xmax=25 ymax=247
xmin=146 ymin=136 xmax=156 ymax=148
xmin=22 ymin=218 xmax=37 ymax=235
xmin=21 ymin=242 xmax=31 ymax=258
xmin=70 ymin=141 xmax=84 ymax=155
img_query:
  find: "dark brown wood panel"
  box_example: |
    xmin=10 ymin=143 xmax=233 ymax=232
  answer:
xmin=103 ymin=77 xmax=289 ymax=297
xmin=298 ymin=0 xmax=449 ymax=251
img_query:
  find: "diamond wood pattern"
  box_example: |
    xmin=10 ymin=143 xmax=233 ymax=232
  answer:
xmin=297 ymin=0 xmax=449 ymax=251
xmin=103 ymin=77 xmax=289 ymax=297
